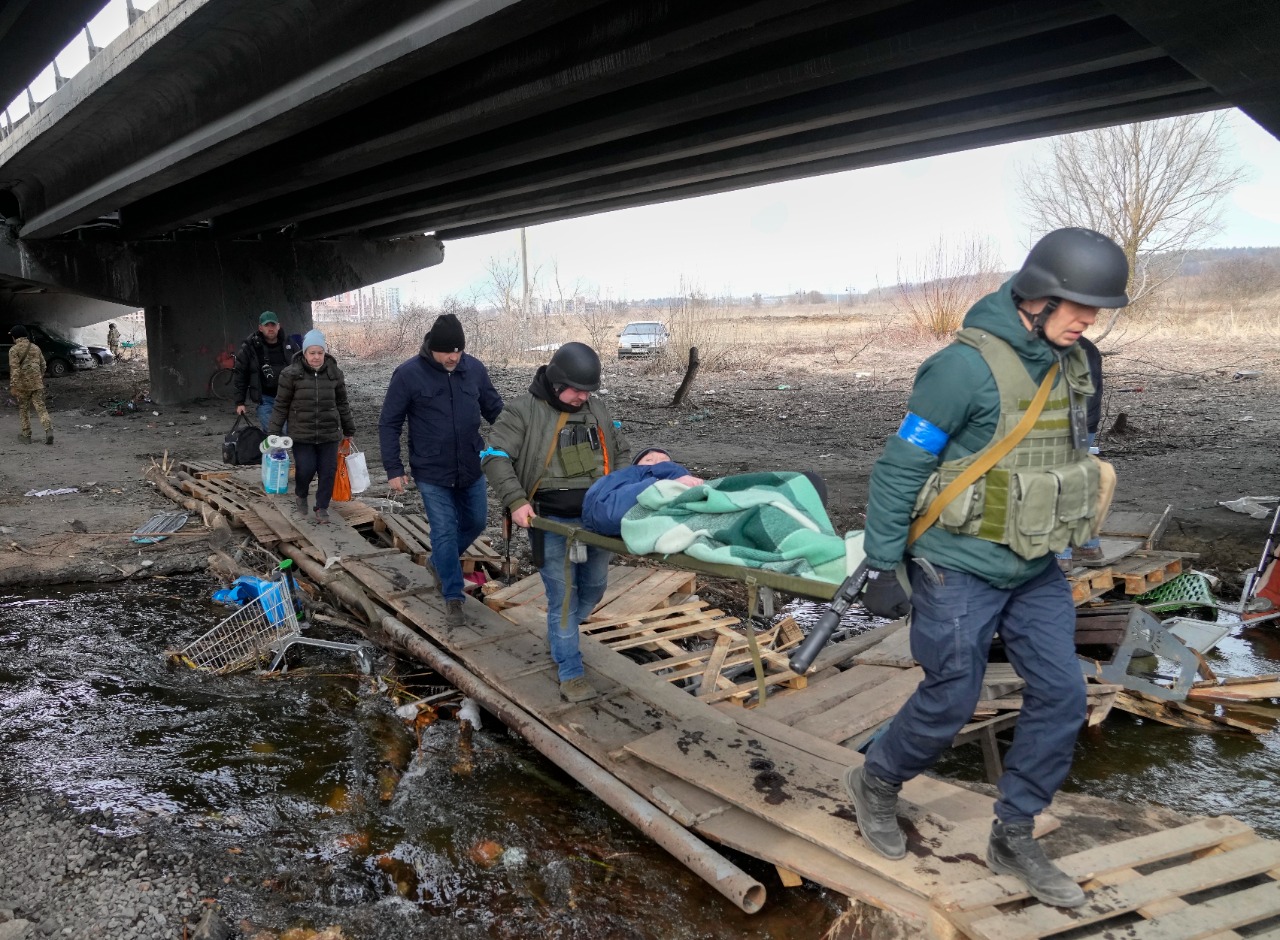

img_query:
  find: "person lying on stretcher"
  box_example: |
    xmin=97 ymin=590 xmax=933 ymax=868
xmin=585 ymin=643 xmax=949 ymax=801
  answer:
xmin=581 ymin=447 xmax=703 ymax=536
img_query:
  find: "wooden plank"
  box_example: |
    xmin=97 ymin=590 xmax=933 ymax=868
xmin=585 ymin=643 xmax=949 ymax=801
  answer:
xmin=589 ymin=608 xmax=733 ymax=644
xmin=698 ymin=636 xmax=734 ymax=696
xmin=935 ymin=816 xmax=1254 ymax=912
xmin=757 ymin=664 xmax=903 ymax=725
xmin=251 ymin=501 xmax=305 ymax=544
xmin=590 ymin=569 xmax=697 ymax=621
xmin=644 ymin=773 xmax=932 ymax=928
xmin=1114 ymin=880 xmax=1280 ymax=940
xmin=957 ymin=840 xmax=1280 ymax=940
xmin=854 ymin=623 xmax=916 ymax=667
xmin=698 ymin=669 xmax=809 ymax=704
xmin=581 ymin=601 xmax=710 ymax=632
xmin=499 ymin=603 xmax=736 ymax=728
xmin=623 ymin=717 xmax=991 ymax=895
xmin=723 ymin=707 xmax=1001 ymax=828
xmin=792 ymin=667 xmax=924 ymax=744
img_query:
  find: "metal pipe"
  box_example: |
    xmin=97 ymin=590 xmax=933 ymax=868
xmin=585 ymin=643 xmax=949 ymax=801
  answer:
xmin=378 ymin=614 xmax=767 ymax=914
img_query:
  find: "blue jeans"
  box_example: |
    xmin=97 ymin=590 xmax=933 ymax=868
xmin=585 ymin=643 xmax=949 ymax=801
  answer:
xmin=416 ymin=478 xmax=489 ymax=602
xmin=293 ymin=440 xmax=340 ymax=510
xmin=256 ymin=395 xmax=276 ymax=433
xmin=539 ymin=514 xmax=612 ymax=681
xmin=864 ymin=560 xmax=1085 ymax=824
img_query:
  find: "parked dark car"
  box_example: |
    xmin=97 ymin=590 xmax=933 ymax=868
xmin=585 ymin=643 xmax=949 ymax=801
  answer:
xmin=0 ymin=324 xmax=97 ymax=377
xmin=87 ymin=345 xmax=115 ymax=367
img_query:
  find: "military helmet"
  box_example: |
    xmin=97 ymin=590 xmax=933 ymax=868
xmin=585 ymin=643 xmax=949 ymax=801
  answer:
xmin=1011 ymin=227 xmax=1130 ymax=308
xmin=546 ymin=341 xmax=601 ymax=391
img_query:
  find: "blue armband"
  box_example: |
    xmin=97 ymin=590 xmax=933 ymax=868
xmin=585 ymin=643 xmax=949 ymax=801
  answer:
xmin=479 ymin=446 xmax=510 ymax=460
xmin=896 ymin=412 xmax=948 ymax=455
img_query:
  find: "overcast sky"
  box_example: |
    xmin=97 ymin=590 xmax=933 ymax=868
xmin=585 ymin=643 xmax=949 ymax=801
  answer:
xmin=391 ymin=109 xmax=1280 ymax=306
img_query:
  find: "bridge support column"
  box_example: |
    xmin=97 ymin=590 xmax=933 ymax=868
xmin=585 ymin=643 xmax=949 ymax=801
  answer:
xmin=0 ymin=233 xmax=444 ymax=404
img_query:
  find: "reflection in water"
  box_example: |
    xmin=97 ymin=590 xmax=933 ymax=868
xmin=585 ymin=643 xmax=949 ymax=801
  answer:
xmin=0 ymin=580 xmax=839 ymax=939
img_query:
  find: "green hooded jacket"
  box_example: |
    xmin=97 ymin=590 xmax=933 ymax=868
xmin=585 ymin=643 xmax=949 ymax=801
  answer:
xmin=862 ymin=279 xmax=1094 ymax=589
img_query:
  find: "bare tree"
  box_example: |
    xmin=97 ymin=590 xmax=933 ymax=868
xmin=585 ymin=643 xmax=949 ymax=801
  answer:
xmin=894 ymin=234 xmax=1005 ymax=338
xmin=1018 ymin=113 xmax=1248 ymax=336
xmin=483 ymin=253 xmax=521 ymax=317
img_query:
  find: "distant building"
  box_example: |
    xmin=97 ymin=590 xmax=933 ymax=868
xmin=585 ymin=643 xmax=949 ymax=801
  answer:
xmin=312 ymin=286 xmax=400 ymax=322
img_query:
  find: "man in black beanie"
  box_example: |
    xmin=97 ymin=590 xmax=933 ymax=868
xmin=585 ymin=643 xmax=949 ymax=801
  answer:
xmin=379 ymin=313 xmax=503 ymax=626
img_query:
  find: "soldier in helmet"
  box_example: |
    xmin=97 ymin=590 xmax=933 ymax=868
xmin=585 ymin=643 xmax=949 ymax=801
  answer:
xmin=482 ymin=342 xmax=630 ymax=703
xmin=844 ymin=228 xmax=1128 ymax=908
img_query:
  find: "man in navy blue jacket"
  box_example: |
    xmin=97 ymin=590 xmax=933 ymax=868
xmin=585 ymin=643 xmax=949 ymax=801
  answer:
xmin=379 ymin=314 xmax=503 ymax=625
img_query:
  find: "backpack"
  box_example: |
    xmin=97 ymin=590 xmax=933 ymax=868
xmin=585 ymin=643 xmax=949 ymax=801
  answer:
xmin=223 ymin=415 xmax=266 ymax=465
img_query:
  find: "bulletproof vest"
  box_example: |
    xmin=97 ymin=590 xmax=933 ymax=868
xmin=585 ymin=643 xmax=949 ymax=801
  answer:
xmin=546 ymin=411 xmax=607 ymax=488
xmin=910 ymin=329 xmax=1099 ymax=559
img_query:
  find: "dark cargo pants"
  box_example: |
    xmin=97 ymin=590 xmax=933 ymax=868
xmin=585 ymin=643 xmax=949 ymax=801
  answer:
xmin=862 ymin=559 xmax=1086 ymax=824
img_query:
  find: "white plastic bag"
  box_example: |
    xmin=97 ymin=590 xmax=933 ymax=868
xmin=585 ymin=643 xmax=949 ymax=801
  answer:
xmin=345 ymin=441 xmax=371 ymax=494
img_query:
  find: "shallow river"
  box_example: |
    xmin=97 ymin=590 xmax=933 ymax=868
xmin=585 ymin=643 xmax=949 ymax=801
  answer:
xmin=0 ymin=578 xmax=841 ymax=939
xmin=3 ymin=580 xmax=1278 ymax=938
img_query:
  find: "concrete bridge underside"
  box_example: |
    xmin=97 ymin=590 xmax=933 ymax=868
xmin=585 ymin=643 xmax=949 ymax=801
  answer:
xmin=0 ymin=0 xmax=1276 ymax=401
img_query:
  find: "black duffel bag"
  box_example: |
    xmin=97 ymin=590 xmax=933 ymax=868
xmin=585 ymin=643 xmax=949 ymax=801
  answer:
xmin=223 ymin=415 xmax=266 ymax=465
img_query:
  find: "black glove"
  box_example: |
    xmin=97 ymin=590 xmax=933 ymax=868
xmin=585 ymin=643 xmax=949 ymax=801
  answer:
xmin=861 ymin=567 xmax=911 ymax=619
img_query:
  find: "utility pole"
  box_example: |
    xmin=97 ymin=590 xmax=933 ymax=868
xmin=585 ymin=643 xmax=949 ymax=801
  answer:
xmin=520 ymin=227 xmax=530 ymax=321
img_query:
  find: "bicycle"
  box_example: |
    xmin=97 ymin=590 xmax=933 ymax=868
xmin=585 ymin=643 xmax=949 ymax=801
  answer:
xmin=209 ymin=367 xmax=237 ymax=401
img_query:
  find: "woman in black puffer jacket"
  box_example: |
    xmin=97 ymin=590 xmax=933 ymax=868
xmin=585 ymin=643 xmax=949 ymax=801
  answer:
xmin=268 ymin=329 xmax=356 ymax=523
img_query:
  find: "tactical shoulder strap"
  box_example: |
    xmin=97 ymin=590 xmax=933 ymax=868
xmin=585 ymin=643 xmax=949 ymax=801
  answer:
xmin=527 ymin=410 xmax=570 ymax=501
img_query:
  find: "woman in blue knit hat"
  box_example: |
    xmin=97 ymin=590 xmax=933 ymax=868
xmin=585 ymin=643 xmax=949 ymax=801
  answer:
xmin=268 ymin=329 xmax=355 ymax=523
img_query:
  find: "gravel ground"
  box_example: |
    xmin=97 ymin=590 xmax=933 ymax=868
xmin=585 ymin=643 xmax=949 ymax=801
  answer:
xmin=0 ymin=795 xmax=212 ymax=940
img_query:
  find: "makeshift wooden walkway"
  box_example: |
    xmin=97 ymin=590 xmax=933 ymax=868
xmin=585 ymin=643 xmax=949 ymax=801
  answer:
xmin=163 ymin=475 xmax=1280 ymax=939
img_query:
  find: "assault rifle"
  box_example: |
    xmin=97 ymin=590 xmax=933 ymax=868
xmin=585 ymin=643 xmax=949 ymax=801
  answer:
xmin=788 ymin=561 xmax=870 ymax=674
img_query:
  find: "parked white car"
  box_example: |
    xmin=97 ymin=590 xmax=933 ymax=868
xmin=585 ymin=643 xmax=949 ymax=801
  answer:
xmin=617 ymin=321 xmax=669 ymax=359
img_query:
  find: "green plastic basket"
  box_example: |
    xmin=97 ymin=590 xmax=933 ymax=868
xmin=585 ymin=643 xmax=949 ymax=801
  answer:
xmin=1134 ymin=571 xmax=1218 ymax=612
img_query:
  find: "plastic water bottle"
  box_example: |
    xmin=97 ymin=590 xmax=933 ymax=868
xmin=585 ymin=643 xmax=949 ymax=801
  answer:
xmin=261 ymin=435 xmax=292 ymax=495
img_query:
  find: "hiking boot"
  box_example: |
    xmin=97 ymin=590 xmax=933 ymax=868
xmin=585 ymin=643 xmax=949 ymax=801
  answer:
xmin=560 ymin=676 xmax=598 ymax=703
xmin=1056 ymin=556 xmax=1073 ymax=574
xmin=843 ymin=766 xmax=906 ymax=860
xmin=445 ymin=599 xmax=465 ymax=627
xmin=295 ymin=496 xmax=309 ymax=519
xmin=1075 ymin=544 xmax=1105 ymax=566
xmin=44 ymin=432 xmax=53 ymax=445
xmin=314 ymin=506 xmax=331 ymax=525
xmin=19 ymin=432 xmax=30 ymax=444
xmin=987 ymin=820 xmax=1086 ymax=908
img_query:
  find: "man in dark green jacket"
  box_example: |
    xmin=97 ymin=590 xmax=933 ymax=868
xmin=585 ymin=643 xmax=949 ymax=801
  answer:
xmin=846 ymin=228 xmax=1129 ymax=909
xmin=482 ymin=342 xmax=629 ymax=703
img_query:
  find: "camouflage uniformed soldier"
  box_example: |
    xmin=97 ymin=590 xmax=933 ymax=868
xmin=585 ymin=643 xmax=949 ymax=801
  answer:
xmin=107 ymin=322 xmax=121 ymax=358
xmin=8 ymin=325 xmax=53 ymax=444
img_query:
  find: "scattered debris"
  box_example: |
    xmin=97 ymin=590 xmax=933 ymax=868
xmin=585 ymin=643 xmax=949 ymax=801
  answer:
xmin=24 ymin=487 xmax=78 ymax=497
xmin=1218 ymin=495 xmax=1278 ymax=518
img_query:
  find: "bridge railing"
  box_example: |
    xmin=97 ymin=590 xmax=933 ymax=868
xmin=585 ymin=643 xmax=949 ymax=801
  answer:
xmin=1 ymin=0 xmax=150 ymax=141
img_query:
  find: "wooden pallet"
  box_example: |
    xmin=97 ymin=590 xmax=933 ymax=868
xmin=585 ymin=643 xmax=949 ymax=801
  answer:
xmin=1100 ymin=506 xmax=1172 ymax=549
xmin=176 ymin=458 xmax=234 ymax=480
xmin=934 ymin=816 xmax=1280 ymax=940
xmin=332 ymin=499 xmax=378 ymax=528
xmin=177 ymin=474 xmax=256 ymax=523
xmin=1111 ymin=552 xmax=1184 ymax=595
xmin=484 ymin=565 xmax=697 ymax=615
xmin=1067 ymin=566 xmax=1116 ymax=605
xmin=373 ymin=511 xmax=507 ymax=574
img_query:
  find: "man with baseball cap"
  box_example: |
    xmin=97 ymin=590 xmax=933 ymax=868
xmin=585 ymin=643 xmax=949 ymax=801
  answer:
xmin=233 ymin=310 xmax=300 ymax=432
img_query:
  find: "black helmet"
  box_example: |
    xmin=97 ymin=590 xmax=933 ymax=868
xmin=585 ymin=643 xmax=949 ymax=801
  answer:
xmin=1011 ymin=227 xmax=1130 ymax=308
xmin=546 ymin=342 xmax=601 ymax=391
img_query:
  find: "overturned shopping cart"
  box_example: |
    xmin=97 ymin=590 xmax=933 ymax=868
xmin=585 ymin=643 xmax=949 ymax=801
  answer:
xmin=175 ymin=560 xmax=374 ymax=675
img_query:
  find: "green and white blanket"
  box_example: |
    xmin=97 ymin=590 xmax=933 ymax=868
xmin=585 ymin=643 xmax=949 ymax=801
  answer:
xmin=619 ymin=471 xmax=864 ymax=585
